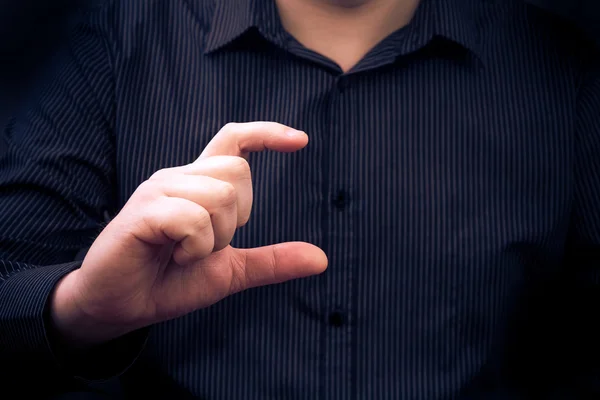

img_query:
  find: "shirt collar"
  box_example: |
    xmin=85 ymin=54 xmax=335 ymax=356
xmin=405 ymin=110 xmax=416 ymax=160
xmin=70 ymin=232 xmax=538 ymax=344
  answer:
xmin=427 ymin=0 xmax=488 ymax=64
xmin=203 ymin=0 xmax=489 ymax=63
xmin=203 ymin=0 xmax=263 ymax=54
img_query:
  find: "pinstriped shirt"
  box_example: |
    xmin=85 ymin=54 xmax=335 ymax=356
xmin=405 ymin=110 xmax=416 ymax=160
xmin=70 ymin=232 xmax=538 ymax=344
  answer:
xmin=1 ymin=0 xmax=599 ymax=398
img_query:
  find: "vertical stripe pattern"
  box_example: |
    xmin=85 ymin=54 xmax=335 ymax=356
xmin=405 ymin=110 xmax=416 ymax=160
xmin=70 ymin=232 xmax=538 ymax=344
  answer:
xmin=1 ymin=0 xmax=599 ymax=399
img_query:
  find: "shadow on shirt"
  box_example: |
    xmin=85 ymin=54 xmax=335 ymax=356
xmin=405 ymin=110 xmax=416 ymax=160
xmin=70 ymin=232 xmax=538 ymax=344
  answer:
xmin=0 ymin=0 xmax=90 ymax=154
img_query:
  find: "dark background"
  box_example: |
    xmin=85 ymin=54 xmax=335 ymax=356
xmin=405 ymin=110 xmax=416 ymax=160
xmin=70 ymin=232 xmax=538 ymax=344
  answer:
xmin=0 ymin=0 xmax=599 ymax=155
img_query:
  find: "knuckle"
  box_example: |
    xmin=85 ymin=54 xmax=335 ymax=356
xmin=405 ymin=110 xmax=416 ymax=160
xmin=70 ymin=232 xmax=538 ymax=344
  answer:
xmin=149 ymin=168 xmax=174 ymax=181
xmin=138 ymin=205 xmax=162 ymax=236
xmin=221 ymin=122 xmax=238 ymax=134
xmin=238 ymin=211 xmax=251 ymax=227
xmin=228 ymin=156 xmax=251 ymax=179
xmin=191 ymin=208 xmax=212 ymax=232
xmin=194 ymin=227 xmax=215 ymax=254
xmin=216 ymin=182 xmax=237 ymax=207
xmin=136 ymin=180 xmax=160 ymax=198
xmin=228 ymin=252 xmax=248 ymax=293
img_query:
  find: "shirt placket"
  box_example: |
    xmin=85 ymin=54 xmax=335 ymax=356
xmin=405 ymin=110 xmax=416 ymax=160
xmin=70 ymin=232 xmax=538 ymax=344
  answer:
xmin=319 ymin=74 xmax=358 ymax=400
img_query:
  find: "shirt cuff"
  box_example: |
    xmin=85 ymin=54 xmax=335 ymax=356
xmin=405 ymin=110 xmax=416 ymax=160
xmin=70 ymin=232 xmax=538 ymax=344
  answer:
xmin=47 ymin=317 xmax=150 ymax=382
xmin=0 ymin=261 xmax=149 ymax=381
xmin=0 ymin=262 xmax=80 ymax=367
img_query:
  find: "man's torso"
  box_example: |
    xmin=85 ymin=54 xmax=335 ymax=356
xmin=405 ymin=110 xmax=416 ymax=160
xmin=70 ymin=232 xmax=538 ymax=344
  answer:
xmin=89 ymin=0 xmax=590 ymax=397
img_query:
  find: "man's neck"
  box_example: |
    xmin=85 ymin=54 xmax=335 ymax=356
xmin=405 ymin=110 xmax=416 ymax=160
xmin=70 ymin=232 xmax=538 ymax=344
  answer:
xmin=276 ymin=0 xmax=421 ymax=72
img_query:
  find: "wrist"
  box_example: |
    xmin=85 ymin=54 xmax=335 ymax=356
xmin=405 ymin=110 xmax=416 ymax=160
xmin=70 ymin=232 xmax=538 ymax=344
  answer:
xmin=49 ymin=270 xmax=125 ymax=349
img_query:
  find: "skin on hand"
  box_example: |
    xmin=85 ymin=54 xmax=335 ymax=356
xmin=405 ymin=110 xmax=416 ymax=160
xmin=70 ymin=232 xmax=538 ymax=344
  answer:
xmin=50 ymin=122 xmax=328 ymax=347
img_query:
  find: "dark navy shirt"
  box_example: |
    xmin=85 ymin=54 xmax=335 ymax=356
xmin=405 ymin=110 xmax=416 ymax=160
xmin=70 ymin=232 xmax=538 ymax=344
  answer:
xmin=1 ymin=0 xmax=599 ymax=398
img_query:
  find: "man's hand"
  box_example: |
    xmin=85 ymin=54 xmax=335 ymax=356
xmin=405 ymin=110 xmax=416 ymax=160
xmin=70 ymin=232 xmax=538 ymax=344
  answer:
xmin=50 ymin=122 xmax=328 ymax=346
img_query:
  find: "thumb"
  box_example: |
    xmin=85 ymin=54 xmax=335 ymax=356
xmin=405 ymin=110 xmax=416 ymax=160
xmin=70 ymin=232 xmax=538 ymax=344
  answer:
xmin=230 ymin=242 xmax=328 ymax=293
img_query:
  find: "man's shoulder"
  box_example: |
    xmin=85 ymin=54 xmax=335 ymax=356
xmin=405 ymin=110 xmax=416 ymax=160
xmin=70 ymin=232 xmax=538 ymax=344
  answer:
xmin=481 ymin=0 xmax=598 ymax=77
xmin=526 ymin=2 xmax=596 ymax=52
xmin=81 ymin=0 xmax=216 ymax=54
xmin=84 ymin=0 xmax=214 ymax=34
xmin=86 ymin=0 xmax=214 ymax=15
xmin=518 ymin=1 xmax=596 ymax=65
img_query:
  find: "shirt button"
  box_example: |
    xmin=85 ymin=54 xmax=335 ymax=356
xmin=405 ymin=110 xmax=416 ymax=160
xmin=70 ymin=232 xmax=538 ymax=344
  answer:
xmin=328 ymin=311 xmax=347 ymax=327
xmin=332 ymin=191 xmax=348 ymax=209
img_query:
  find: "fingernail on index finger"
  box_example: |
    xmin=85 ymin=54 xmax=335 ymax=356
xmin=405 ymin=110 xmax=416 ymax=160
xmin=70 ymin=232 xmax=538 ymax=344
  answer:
xmin=286 ymin=129 xmax=307 ymax=137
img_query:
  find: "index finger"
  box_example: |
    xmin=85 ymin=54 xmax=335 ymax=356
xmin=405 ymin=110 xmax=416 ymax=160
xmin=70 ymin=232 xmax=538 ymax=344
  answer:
xmin=197 ymin=121 xmax=308 ymax=161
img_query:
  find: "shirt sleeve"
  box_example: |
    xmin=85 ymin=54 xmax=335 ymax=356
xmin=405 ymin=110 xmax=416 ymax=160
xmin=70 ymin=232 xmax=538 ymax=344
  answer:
xmin=0 ymin=1 xmax=147 ymax=386
xmin=563 ymin=44 xmax=600 ymax=394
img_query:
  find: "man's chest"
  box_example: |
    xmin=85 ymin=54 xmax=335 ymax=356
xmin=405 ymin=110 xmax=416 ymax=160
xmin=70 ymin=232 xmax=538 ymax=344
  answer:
xmin=113 ymin=38 xmax=580 ymax=396
xmin=113 ymin=53 xmax=574 ymax=257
